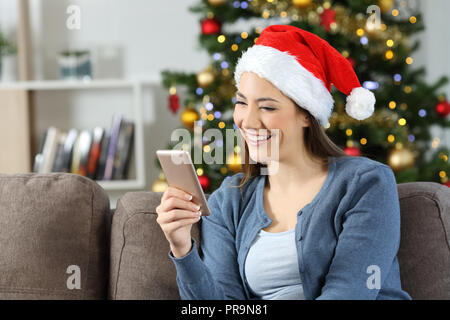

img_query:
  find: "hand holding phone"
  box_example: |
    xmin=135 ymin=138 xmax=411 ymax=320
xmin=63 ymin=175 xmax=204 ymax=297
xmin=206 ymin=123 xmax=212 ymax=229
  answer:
xmin=156 ymin=186 xmax=202 ymax=258
xmin=155 ymin=150 xmax=210 ymax=258
xmin=156 ymin=150 xmax=210 ymax=216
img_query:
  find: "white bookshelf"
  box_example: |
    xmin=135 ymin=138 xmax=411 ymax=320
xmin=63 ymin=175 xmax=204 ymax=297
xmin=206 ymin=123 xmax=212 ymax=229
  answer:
xmin=0 ymin=78 xmax=159 ymax=191
xmin=0 ymin=77 xmax=160 ymax=90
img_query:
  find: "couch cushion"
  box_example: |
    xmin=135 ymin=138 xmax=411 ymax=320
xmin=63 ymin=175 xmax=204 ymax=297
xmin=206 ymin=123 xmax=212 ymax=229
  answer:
xmin=397 ymin=181 xmax=450 ymax=300
xmin=109 ymin=191 xmax=203 ymax=300
xmin=0 ymin=173 xmax=110 ymax=299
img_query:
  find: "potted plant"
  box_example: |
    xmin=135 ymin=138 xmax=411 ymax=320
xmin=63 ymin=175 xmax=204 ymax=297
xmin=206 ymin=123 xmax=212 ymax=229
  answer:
xmin=0 ymin=28 xmax=17 ymax=81
xmin=58 ymin=49 xmax=92 ymax=80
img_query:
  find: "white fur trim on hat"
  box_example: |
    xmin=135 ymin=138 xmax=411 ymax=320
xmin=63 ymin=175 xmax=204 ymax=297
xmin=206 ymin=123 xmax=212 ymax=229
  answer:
xmin=345 ymin=87 xmax=375 ymax=121
xmin=234 ymin=45 xmax=334 ymax=126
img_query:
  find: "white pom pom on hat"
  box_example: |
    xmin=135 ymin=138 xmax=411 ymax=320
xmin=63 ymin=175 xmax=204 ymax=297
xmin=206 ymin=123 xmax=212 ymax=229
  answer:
xmin=234 ymin=25 xmax=375 ymax=126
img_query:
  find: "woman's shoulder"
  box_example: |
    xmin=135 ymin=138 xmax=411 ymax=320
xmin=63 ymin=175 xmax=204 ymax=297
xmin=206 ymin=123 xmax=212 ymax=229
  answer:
xmin=333 ymin=155 xmax=394 ymax=178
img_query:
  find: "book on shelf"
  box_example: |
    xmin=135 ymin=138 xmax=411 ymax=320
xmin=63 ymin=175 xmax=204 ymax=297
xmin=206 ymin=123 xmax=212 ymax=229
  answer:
xmin=32 ymin=114 xmax=135 ymax=182
xmin=96 ymin=132 xmax=110 ymax=181
xmin=76 ymin=130 xmax=93 ymax=176
xmin=87 ymin=127 xmax=105 ymax=180
xmin=103 ymin=114 xmax=123 ymax=181
xmin=52 ymin=132 xmax=68 ymax=172
xmin=113 ymin=120 xmax=134 ymax=180
xmin=39 ymin=127 xmax=61 ymax=174
xmin=61 ymin=129 xmax=78 ymax=172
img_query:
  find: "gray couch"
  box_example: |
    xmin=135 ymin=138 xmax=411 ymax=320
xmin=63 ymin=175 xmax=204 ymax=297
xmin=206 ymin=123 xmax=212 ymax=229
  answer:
xmin=0 ymin=173 xmax=449 ymax=300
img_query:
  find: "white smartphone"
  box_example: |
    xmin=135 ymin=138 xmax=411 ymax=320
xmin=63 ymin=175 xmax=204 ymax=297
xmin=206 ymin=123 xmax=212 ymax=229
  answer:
xmin=156 ymin=149 xmax=211 ymax=216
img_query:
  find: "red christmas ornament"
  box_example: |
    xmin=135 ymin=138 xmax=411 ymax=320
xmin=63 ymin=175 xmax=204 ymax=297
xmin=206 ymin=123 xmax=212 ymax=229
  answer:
xmin=435 ymin=100 xmax=450 ymax=117
xmin=201 ymin=18 xmax=221 ymax=35
xmin=344 ymin=146 xmax=360 ymax=156
xmin=320 ymin=8 xmax=336 ymax=32
xmin=444 ymin=181 xmax=450 ymax=188
xmin=198 ymin=174 xmax=210 ymax=191
xmin=169 ymin=93 xmax=180 ymax=114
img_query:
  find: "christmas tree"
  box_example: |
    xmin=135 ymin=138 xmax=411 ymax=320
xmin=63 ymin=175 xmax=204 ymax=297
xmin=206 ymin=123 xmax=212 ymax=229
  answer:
xmin=153 ymin=0 xmax=450 ymax=193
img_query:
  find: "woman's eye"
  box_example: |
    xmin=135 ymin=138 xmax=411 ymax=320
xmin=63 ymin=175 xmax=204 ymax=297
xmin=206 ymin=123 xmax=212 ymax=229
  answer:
xmin=235 ymin=101 xmax=246 ymax=105
xmin=261 ymin=106 xmax=275 ymax=111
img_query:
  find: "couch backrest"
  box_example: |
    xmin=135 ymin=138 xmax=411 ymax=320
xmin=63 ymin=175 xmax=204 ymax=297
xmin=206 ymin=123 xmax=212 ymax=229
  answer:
xmin=108 ymin=191 xmax=204 ymax=299
xmin=0 ymin=173 xmax=110 ymax=299
xmin=397 ymin=181 xmax=450 ymax=300
xmin=112 ymin=182 xmax=450 ymax=300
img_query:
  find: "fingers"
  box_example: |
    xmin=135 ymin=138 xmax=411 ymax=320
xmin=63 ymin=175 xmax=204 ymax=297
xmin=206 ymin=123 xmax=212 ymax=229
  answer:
xmin=162 ymin=216 xmax=201 ymax=233
xmin=161 ymin=186 xmax=193 ymax=203
xmin=156 ymin=209 xmax=201 ymax=225
xmin=157 ymin=196 xmax=201 ymax=214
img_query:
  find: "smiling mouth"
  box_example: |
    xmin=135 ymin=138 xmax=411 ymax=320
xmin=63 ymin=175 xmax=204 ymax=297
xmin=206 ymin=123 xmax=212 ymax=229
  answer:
xmin=245 ymin=133 xmax=272 ymax=146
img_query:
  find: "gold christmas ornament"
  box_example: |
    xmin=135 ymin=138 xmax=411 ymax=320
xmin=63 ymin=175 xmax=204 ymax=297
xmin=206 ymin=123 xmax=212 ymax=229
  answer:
xmin=197 ymin=68 xmax=215 ymax=88
xmin=208 ymin=0 xmax=226 ymax=6
xmin=151 ymin=172 xmax=168 ymax=192
xmin=226 ymin=152 xmax=242 ymax=173
xmin=180 ymin=107 xmax=200 ymax=130
xmin=378 ymin=0 xmax=395 ymax=13
xmin=292 ymin=0 xmax=312 ymax=9
xmin=387 ymin=147 xmax=415 ymax=172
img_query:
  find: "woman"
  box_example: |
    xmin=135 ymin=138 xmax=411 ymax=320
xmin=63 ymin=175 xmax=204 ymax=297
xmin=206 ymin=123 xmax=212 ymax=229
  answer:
xmin=156 ymin=25 xmax=411 ymax=300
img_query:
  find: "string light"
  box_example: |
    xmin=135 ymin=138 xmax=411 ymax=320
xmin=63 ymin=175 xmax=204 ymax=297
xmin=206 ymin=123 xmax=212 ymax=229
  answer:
xmin=432 ymin=137 xmax=440 ymax=148
xmin=385 ymin=50 xmax=394 ymax=59
xmin=389 ymin=101 xmax=396 ymax=109
xmin=398 ymin=118 xmax=407 ymax=126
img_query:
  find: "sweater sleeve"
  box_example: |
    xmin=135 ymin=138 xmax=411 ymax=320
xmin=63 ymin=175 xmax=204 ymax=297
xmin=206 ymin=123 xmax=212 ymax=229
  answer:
xmin=168 ymin=176 xmax=247 ymax=300
xmin=316 ymin=165 xmax=405 ymax=300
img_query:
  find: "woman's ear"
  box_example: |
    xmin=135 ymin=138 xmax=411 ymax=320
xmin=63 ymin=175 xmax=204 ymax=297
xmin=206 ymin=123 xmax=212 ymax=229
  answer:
xmin=302 ymin=114 xmax=311 ymax=127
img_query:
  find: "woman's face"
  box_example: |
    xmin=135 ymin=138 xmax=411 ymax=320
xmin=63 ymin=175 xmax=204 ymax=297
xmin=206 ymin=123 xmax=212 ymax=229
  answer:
xmin=233 ymin=71 xmax=310 ymax=164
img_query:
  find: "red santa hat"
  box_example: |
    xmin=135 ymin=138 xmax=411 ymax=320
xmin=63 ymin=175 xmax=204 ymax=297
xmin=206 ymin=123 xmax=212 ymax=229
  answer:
xmin=234 ymin=24 xmax=375 ymax=126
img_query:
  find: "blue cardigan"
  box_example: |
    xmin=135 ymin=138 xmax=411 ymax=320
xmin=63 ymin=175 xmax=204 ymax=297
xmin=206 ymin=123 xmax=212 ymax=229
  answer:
xmin=169 ymin=156 xmax=412 ymax=300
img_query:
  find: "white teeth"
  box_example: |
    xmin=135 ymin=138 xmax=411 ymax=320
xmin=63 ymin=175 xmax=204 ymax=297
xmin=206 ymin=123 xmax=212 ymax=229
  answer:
xmin=248 ymin=135 xmax=270 ymax=140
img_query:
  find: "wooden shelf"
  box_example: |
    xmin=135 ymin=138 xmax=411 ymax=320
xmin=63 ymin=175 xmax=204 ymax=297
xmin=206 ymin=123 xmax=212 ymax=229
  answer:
xmin=0 ymin=77 xmax=160 ymax=90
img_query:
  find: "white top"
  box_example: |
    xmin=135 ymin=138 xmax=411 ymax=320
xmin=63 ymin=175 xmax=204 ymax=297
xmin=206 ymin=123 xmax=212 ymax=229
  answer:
xmin=244 ymin=228 xmax=305 ymax=300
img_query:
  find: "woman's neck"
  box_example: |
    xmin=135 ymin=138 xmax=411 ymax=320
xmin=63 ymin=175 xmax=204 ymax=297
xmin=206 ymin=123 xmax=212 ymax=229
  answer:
xmin=265 ymin=155 xmax=328 ymax=195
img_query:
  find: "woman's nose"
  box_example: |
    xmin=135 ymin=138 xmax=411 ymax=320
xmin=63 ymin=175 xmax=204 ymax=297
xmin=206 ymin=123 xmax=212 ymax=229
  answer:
xmin=241 ymin=104 xmax=261 ymax=128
